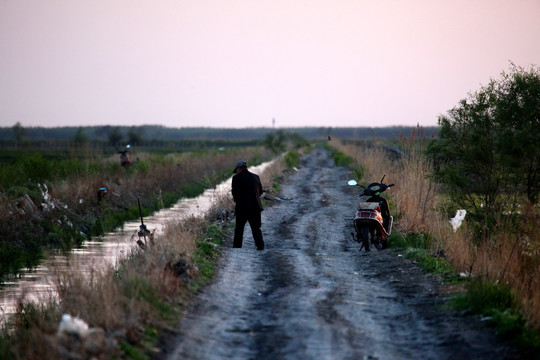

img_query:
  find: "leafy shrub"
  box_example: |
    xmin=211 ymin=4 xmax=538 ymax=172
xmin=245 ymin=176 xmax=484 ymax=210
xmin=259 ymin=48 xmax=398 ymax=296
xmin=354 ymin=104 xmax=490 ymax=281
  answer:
xmin=284 ymin=150 xmax=299 ymax=168
xmin=426 ymin=64 xmax=540 ymax=240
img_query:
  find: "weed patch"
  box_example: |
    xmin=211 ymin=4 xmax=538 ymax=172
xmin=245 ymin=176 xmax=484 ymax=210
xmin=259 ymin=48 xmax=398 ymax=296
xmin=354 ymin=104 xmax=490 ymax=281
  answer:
xmin=326 ymin=146 xmax=354 ymax=167
xmin=403 ymin=247 xmax=457 ymax=281
xmin=187 ymin=219 xmax=234 ymax=293
xmin=390 ymin=232 xmax=459 ymax=282
xmin=284 ymin=150 xmax=300 ymax=168
xmin=121 ymin=341 xmax=148 ymax=360
xmin=389 ymin=232 xmax=432 ymax=249
xmin=451 ymin=277 xmax=540 ymax=356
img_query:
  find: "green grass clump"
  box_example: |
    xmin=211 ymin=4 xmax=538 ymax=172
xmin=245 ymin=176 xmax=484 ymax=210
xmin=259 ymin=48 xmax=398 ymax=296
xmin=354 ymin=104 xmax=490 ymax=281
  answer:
xmin=352 ymin=165 xmax=366 ymax=181
xmin=284 ymin=150 xmax=300 ymax=168
xmin=272 ymin=180 xmax=281 ymax=192
xmin=189 ymin=221 xmax=233 ymax=292
xmin=120 ymin=342 xmax=148 ymax=360
xmin=403 ymin=248 xmax=457 ymax=281
xmin=180 ymin=183 xmax=205 ymax=198
xmin=451 ymin=277 xmax=540 ymax=355
xmin=452 ymin=277 xmax=514 ymax=314
xmin=159 ymin=191 xmax=180 ymax=209
xmin=388 ymin=232 xmax=432 ymax=250
xmin=205 ymin=224 xmax=226 ymax=246
xmin=194 ymin=241 xmax=218 ymax=280
xmin=389 ymin=232 xmax=459 ymax=282
xmin=331 ymin=149 xmax=354 ymax=167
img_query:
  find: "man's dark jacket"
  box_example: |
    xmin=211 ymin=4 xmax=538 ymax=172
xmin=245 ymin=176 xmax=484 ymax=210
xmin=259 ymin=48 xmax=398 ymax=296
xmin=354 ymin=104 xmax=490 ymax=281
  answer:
xmin=232 ymin=169 xmax=263 ymax=213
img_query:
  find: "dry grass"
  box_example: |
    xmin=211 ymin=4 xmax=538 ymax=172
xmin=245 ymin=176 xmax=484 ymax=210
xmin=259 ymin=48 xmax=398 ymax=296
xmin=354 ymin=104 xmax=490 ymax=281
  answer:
xmin=0 ymin=149 xmax=288 ymax=359
xmin=471 ymin=204 xmax=540 ymax=328
xmin=2 ymin=217 xmax=206 ymax=358
xmin=331 ymin=132 xmax=540 ymax=330
xmin=333 ymin=133 xmax=440 ymax=235
xmin=20 ymin=146 xmax=272 ymax=221
xmin=0 ymin=145 xmax=274 ymax=287
xmin=258 ymin=154 xmax=289 ymax=190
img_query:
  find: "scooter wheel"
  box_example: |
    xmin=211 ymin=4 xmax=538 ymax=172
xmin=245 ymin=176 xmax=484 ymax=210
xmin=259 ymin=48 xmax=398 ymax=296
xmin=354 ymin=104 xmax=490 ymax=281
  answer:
xmin=362 ymin=227 xmax=371 ymax=251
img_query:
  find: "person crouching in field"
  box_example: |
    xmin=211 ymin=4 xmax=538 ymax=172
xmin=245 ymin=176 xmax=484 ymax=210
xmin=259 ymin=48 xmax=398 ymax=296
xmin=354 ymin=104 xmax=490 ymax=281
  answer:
xmin=232 ymin=160 xmax=265 ymax=250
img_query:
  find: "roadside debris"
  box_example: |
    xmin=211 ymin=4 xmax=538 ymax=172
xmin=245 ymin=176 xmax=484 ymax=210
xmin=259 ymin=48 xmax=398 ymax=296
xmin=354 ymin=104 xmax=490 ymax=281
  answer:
xmin=261 ymin=193 xmax=291 ymax=202
xmin=450 ymin=209 xmax=467 ymax=232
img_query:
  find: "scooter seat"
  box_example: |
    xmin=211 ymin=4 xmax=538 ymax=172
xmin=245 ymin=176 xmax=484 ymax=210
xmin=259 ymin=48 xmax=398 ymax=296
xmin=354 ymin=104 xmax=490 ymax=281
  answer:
xmin=357 ymin=202 xmax=379 ymax=210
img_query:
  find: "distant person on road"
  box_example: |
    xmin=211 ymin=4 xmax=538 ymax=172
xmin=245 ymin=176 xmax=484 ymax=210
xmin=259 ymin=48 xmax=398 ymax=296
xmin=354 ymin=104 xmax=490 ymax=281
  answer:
xmin=232 ymin=160 xmax=265 ymax=250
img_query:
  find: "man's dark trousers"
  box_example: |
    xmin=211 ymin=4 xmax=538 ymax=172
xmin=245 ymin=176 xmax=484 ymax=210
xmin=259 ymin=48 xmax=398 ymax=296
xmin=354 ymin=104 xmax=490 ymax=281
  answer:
xmin=233 ymin=210 xmax=264 ymax=250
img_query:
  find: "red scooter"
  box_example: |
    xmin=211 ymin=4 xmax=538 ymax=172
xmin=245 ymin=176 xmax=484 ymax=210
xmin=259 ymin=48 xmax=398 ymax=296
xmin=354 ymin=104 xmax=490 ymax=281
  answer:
xmin=348 ymin=176 xmax=394 ymax=251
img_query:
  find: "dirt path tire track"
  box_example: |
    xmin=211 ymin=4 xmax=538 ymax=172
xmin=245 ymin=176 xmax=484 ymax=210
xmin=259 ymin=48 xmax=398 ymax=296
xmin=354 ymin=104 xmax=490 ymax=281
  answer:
xmin=164 ymin=147 xmax=519 ymax=360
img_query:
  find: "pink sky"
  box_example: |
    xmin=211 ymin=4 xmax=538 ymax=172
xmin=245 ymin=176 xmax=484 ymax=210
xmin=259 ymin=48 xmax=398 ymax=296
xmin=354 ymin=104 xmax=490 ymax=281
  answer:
xmin=1 ymin=0 xmax=539 ymax=129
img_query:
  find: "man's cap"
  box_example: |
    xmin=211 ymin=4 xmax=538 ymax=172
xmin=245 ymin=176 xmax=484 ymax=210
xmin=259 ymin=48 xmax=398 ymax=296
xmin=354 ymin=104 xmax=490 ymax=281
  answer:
xmin=233 ymin=160 xmax=247 ymax=173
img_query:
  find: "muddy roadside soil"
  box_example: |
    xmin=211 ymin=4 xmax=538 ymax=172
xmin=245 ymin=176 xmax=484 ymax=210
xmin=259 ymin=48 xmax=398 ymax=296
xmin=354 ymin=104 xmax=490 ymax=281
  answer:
xmin=161 ymin=147 xmax=520 ymax=360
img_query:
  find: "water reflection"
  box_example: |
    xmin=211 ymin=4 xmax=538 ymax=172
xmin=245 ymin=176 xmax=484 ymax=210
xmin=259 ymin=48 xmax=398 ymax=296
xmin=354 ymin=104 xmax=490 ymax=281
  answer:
xmin=0 ymin=161 xmax=273 ymax=323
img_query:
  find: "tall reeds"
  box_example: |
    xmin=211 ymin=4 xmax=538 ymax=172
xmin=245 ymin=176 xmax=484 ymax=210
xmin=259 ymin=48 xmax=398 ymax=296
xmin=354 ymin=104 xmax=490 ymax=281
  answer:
xmin=0 ymin=146 xmax=273 ymax=278
xmin=0 ymin=148 xmax=290 ymax=359
xmin=331 ymin=129 xmax=540 ymax=330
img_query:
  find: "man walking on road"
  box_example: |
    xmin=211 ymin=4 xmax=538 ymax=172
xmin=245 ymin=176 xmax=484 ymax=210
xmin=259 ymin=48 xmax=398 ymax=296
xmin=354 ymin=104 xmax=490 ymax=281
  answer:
xmin=232 ymin=160 xmax=265 ymax=250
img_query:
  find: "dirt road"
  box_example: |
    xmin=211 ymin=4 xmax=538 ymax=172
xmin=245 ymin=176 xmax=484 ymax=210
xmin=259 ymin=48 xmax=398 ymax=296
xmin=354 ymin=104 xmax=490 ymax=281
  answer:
xmin=163 ymin=147 xmax=518 ymax=360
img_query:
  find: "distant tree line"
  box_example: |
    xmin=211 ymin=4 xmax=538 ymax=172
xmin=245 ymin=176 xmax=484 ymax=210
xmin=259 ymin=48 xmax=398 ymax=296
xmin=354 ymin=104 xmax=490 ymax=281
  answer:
xmin=0 ymin=124 xmax=439 ymax=142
